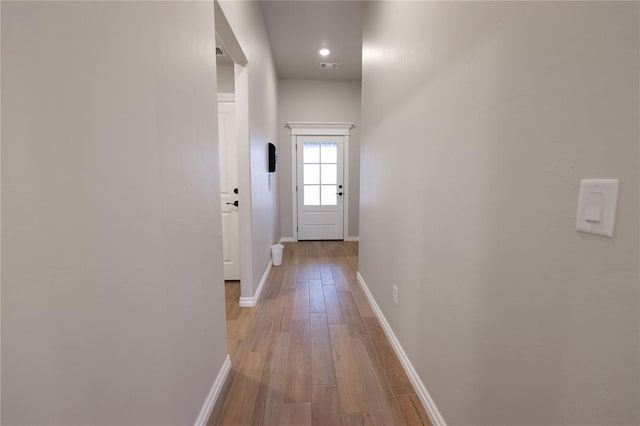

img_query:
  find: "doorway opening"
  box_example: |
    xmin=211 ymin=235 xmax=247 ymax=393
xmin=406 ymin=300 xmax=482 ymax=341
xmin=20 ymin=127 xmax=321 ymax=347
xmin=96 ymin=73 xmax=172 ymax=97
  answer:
xmin=214 ymin=1 xmax=252 ymax=316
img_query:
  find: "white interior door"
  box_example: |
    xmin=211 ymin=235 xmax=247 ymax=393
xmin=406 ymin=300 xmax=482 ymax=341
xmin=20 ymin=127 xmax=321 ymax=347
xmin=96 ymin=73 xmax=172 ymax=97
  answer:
xmin=218 ymin=101 xmax=240 ymax=280
xmin=296 ymin=135 xmax=344 ymax=240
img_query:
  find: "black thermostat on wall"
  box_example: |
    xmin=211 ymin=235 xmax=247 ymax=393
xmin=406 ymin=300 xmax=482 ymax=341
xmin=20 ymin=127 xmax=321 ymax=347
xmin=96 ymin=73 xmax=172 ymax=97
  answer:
xmin=268 ymin=143 xmax=278 ymax=173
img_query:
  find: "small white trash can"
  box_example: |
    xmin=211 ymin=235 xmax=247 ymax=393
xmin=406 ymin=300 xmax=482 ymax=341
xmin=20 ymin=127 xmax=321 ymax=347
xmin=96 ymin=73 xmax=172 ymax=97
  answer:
xmin=271 ymin=244 xmax=284 ymax=266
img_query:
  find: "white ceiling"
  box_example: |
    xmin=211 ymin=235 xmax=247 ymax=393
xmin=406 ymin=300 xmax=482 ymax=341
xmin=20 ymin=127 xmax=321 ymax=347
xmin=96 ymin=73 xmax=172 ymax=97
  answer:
xmin=259 ymin=1 xmax=363 ymax=81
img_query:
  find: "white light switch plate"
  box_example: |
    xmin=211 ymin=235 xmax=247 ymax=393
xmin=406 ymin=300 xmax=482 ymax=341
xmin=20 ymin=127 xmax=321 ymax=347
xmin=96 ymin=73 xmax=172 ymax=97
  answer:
xmin=576 ymin=179 xmax=619 ymax=237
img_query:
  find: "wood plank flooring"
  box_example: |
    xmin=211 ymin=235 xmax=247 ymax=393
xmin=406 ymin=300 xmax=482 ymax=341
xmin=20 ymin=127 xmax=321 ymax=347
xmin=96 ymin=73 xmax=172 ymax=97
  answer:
xmin=212 ymin=241 xmax=431 ymax=426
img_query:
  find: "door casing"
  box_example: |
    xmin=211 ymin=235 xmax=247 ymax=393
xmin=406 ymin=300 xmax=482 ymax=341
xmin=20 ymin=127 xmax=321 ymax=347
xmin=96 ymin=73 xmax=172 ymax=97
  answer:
xmin=286 ymin=122 xmax=355 ymax=241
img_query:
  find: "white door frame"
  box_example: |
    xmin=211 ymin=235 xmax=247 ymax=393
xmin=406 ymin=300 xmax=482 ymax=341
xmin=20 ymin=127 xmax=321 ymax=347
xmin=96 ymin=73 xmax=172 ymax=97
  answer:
xmin=286 ymin=122 xmax=355 ymax=241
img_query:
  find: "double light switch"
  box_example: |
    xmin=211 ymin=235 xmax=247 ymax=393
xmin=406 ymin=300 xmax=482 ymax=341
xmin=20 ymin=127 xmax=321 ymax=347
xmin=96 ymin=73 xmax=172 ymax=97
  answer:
xmin=576 ymin=179 xmax=619 ymax=237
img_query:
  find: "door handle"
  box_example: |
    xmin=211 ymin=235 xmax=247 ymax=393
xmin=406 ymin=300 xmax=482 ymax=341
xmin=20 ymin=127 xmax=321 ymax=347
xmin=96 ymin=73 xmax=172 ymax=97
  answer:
xmin=337 ymin=192 xmax=343 ymax=196
xmin=226 ymin=200 xmax=239 ymax=207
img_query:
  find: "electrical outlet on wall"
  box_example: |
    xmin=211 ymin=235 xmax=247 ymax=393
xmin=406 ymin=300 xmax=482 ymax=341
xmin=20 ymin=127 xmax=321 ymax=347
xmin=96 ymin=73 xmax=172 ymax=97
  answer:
xmin=392 ymin=285 xmax=399 ymax=305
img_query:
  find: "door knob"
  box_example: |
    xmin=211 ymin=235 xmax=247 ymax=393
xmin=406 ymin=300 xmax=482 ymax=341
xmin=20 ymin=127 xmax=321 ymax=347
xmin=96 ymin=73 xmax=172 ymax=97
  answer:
xmin=233 ymin=188 xmax=239 ymax=194
xmin=226 ymin=200 xmax=239 ymax=207
xmin=337 ymin=192 xmax=343 ymax=196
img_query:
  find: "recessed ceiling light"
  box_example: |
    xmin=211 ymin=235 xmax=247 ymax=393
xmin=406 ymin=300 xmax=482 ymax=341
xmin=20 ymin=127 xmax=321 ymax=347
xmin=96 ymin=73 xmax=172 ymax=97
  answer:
xmin=319 ymin=48 xmax=330 ymax=56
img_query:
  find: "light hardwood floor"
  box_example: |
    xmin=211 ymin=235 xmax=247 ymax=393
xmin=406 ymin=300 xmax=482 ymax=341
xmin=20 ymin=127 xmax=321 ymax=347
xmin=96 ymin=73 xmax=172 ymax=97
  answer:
xmin=210 ymin=241 xmax=431 ymax=426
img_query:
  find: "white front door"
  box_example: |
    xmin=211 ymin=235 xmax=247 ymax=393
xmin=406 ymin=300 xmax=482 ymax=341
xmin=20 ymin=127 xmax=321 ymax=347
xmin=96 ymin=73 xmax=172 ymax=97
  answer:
xmin=218 ymin=101 xmax=240 ymax=280
xmin=296 ymin=135 xmax=344 ymax=240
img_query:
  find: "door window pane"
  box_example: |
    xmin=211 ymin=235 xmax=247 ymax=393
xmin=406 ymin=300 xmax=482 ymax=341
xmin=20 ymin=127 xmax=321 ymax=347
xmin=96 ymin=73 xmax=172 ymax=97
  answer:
xmin=320 ymin=164 xmax=337 ymax=184
xmin=303 ymin=143 xmax=320 ymax=163
xmin=304 ymin=164 xmax=320 ymax=184
xmin=321 ymin=185 xmax=337 ymax=206
xmin=301 ymin=140 xmax=339 ymax=207
xmin=304 ymin=185 xmax=320 ymax=205
xmin=320 ymin=143 xmax=337 ymax=163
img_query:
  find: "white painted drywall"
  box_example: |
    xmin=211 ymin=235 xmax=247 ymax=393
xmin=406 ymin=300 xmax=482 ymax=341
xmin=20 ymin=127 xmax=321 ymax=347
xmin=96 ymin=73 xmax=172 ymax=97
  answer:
xmin=1 ymin=2 xmax=227 ymax=423
xmin=278 ymin=79 xmax=361 ymax=239
xmin=218 ymin=1 xmax=279 ymax=297
xmin=360 ymin=2 xmax=639 ymax=424
xmin=217 ymin=62 xmax=235 ymax=93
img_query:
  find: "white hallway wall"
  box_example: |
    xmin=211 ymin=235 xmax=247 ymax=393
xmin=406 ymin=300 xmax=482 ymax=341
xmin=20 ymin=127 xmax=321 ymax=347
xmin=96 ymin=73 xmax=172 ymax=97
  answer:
xmin=2 ymin=2 xmax=227 ymax=423
xmin=278 ymin=79 xmax=361 ymax=239
xmin=360 ymin=2 xmax=639 ymax=425
xmin=218 ymin=1 xmax=279 ymax=296
xmin=217 ymin=62 xmax=235 ymax=94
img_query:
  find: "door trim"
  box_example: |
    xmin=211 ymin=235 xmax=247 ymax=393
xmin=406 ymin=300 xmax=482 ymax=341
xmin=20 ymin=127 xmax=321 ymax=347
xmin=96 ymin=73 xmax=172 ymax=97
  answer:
xmin=286 ymin=122 xmax=355 ymax=241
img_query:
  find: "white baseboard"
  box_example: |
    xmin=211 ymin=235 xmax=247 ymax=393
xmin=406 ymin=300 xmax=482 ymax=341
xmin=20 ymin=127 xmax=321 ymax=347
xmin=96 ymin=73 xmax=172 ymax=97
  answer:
xmin=356 ymin=272 xmax=446 ymax=426
xmin=194 ymin=354 xmax=231 ymax=426
xmin=344 ymin=236 xmax=359 ymax=242
xmin=239 ymin=261 xmax=272 ymax=307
